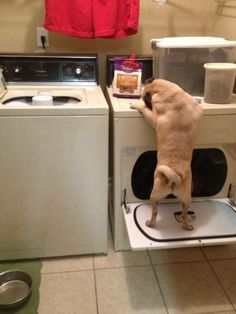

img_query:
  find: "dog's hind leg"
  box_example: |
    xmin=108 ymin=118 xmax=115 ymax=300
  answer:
xmin=176 ymin=175 xmax=194 ymax=230
xmin=146 ymin=194 xmax=158 ymax=228
xmin=181 ymin=199 xmax=194 ymax=230
xmin=175 ymin=196 xmax=194 ymax=230
xmin=146 ymin=176 xmax=168 ymax=228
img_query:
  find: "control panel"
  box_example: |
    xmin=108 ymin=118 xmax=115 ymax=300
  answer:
xmin=0 ymin=55 xmax=98 ymax=83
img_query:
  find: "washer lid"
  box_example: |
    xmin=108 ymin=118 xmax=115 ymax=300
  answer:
xmin=123 ymin=199 xmax=236 ymax=250
xmin=0 ymin=86 xmax=108 ymax=116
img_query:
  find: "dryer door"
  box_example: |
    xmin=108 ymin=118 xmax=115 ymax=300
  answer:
xmin=122 ymin=147 xmax=236 ymax=250
xmin=122 ymin=199 xmax=236 ymax=250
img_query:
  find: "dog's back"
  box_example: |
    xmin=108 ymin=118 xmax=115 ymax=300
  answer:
xmin=147 ymin=79 xmax=203 ymax=181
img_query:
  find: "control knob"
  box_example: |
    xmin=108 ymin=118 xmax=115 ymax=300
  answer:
xmin=75 ymin=67 xmax=82 ymax=75
xmin=14 ymin=67 xmax=21 ymax=73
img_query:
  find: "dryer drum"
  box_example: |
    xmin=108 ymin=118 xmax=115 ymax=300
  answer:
xmin=131 ymin=148 xmax=228 ymax=200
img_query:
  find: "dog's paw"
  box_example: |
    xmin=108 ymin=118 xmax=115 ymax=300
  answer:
xmin=183 ymin=223 xmax=194 ymax=231
xmin=130 ymin=102 xmax=145 ymax=111
xmin=175 ymin=212 xmax=196 ymax=223
xmin=175 ymin=213 xmax=195 ymax=231
xmin=145 ymin=220 xmax=155 ymax=228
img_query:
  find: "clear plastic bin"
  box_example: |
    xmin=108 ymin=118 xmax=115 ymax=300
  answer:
xmin=151 ymin=37 xmax=236 ymax=98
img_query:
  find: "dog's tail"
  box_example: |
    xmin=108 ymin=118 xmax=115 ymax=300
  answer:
xmin=157 ymin=165 xmax=183 ymax=187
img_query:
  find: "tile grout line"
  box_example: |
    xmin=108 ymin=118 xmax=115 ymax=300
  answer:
xmin=93 ymin=256 xmax=100 ymax=314
xmin=147 ymin=249 xmax=170 ymax=314
xmin=92 ymin=256 xmax=207 ymax=272
xmin=201 ymin=247 xmax=236 ymax=312
xmin=41 ymin=268 xmax=94 ymax=275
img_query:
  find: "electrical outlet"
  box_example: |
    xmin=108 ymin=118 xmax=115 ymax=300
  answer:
xmin=37 ymin=27 xmax=49 ymax=48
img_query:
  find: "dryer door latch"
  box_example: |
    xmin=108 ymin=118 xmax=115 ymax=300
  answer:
xmin=228 ymin=184 xmax=236 ymax=207
xmin=121 ymin=189 xmax=130 ymax=214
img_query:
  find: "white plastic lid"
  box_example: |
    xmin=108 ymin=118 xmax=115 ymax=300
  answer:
xmin=32 ymin=95 xmax=53 ymax=106
xmin=204 ymin=62 xmax=236 ymax=71
xmin=151 ymin=36 xmax=236 ymax=48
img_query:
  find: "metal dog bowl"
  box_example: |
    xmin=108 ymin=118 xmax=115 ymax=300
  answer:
xmin=0 ymin=270 xmax=32 ymax=309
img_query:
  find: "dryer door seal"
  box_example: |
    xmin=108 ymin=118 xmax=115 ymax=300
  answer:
xmin=122 ymin=199 xmax=236 ymax=250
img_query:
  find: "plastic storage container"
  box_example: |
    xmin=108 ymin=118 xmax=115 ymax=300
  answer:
xmin=204 ymin=62 xmax=236 ymax=104
xmin=151 ymin=37 xmax=236 ymax=99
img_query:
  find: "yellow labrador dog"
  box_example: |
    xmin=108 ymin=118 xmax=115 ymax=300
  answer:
xmin=131 ymin=79 xmax=203 ymax=230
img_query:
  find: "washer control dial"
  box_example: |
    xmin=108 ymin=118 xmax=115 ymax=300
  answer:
xmin=62 ymin=62 xmax=96 ymax=82
xmin=75 ymin=67 xmax=82 ymax=75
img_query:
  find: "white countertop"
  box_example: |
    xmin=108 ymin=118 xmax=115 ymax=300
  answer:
xmin=106 ymin=87 xmax=236 ymax=117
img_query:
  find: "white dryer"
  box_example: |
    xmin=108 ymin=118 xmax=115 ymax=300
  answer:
xmin=0 ymin=54 xmax=108 ymax=260
xmin=107 ymin=86 xmax=236 ymax=251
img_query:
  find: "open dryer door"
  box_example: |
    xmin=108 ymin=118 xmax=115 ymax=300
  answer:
xmin=122 ymin=199 xmax=236 ymax=250
xmin=122 ymin=148 xmax=236 ymax=250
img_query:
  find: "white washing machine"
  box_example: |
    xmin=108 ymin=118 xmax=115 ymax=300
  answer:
xmin=0 ymin=54 xmax=108 ymax=260
xmin=106 ymin=86 xmax=236 ymax=251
